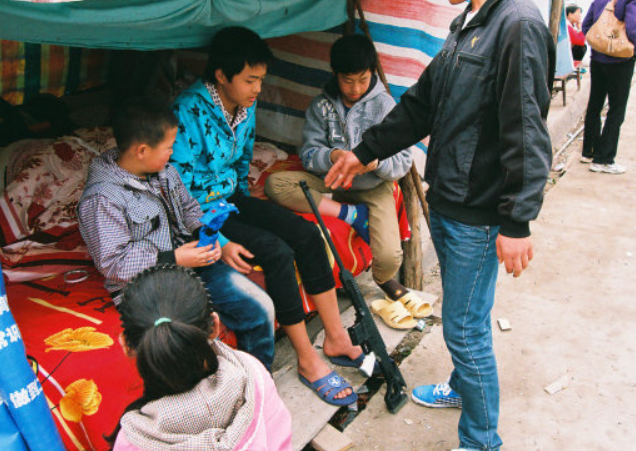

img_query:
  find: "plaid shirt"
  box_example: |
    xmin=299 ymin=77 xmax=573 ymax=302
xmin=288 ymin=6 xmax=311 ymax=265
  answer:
xmin=78 ymin=149 xmax=203 ymax=295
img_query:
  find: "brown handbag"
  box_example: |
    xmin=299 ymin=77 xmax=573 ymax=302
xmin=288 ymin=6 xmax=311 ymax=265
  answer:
xmin=586 ymin=0 xmax=634 ymax=58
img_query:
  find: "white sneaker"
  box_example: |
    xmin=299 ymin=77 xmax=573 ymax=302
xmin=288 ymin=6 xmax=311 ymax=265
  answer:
xmin=589 ymin=163 xmax=626 ymax=174
xmin=580 ymin=156 xmax=593 ymax=163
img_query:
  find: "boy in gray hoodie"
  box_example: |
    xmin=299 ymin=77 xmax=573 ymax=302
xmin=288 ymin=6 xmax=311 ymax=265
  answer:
xmin=266 ymin=35 xmax=430 ymax=322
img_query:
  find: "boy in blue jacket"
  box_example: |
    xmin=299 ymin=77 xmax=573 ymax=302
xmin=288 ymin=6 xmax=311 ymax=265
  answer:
xmin=171 ymin=27 xmax=368 ymax=406
xmin=265 ymin=35 xmax=432 ymax=324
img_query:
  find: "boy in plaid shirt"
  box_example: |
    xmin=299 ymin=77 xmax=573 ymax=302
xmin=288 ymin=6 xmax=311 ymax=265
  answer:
xmin=78 ymin=97 xmax=276 ymax=370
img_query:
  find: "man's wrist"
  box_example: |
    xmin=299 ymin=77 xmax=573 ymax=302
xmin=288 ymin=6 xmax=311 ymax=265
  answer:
xmin=499 ymin=218 xmax=530 ymax=238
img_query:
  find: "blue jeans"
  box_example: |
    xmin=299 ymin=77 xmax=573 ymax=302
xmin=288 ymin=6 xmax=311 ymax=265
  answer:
xmin=196 ymin=262 xmax=276 ymax=371
xmin=430 ymin=209 xmax=502 ymax=451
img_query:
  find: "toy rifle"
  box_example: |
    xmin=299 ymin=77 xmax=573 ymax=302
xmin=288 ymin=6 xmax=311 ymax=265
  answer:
xmin=300 ymin=180 xmax=408 ymax=413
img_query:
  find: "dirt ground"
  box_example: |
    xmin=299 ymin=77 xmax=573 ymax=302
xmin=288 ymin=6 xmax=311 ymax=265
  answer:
xmin=343 ymin=81 xmax=636 ymax=450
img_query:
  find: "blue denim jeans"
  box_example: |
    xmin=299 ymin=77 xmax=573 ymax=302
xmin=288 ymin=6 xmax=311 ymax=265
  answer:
xmin=196 ymin=262 xmax=276 ymax=371
xmin=430 ymin=209 xmax=503 ymax=451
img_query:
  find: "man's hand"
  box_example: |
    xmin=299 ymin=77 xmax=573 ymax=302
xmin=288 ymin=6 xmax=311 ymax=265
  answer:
xmin=496 ymin=235 xmax=533 ymax=277
xmin=325 ymin=151 xmax=367 ymax=189
xmin=175 ymin=241 xmax=220 ymax=267
xmin=221 ymin=241 xmax=254 ymax=274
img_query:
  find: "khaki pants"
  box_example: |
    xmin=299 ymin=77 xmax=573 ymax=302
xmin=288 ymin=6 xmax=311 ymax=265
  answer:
xmin=265 ymin=171 xmax=402 ymax=284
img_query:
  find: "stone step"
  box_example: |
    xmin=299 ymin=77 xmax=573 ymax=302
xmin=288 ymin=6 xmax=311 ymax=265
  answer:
xmin=272 ymin=275 xmax=437 ymax=450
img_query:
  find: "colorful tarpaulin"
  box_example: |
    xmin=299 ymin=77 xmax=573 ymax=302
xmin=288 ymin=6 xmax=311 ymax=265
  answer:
xmin=0 ymin=0 xmax=347 ymax=50
xmin=257 ymin=0 xmax=463 ymax=147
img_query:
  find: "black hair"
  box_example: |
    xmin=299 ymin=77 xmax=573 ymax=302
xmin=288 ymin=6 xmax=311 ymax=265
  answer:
xmin=330 ymin=34 xmax=378 ymax=75
xmin=204 ymin=26 xmax=273 ymax=84
xmin=566 ymin=5 xmax=582 ymax=16
xmin=110 ymin=96 xmax=178 ymax=152
xmin=105 ymin=265 xmax=218 ymax=447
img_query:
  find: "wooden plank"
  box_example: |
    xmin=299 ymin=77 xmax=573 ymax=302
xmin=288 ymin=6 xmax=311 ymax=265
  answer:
xmin=273 ymin=273 xmax=438 ymax=450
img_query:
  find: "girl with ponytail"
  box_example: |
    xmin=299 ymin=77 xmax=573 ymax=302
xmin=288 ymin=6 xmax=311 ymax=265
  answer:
xmin=109 ymin=264 xmax=292 ymax=451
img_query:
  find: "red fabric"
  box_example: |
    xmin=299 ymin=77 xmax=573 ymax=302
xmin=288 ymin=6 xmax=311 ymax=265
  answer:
xmin=6 ymin=270 xmax=142 ymax=451
xmin=568 ymin=23 xmax=587 ymax=47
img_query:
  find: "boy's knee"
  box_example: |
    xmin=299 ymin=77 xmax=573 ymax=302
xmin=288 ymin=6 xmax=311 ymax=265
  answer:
xmin=250 ymin=288 xmax=276 ymax=329
xmin=264 ymin=173 xmax=294 ymax=201
xmin=372 ymin=246 xmax=403 ymax=283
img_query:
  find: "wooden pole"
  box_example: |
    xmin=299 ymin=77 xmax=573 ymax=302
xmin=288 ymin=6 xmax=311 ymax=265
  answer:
xmin=349 ymin=0 xmax=426 ymax=290
xmin=549 ymin=0 xmax=564 ymax=45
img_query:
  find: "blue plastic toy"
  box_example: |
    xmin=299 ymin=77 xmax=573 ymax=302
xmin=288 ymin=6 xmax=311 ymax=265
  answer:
xmin=197 ymin=198 xmax=239 ymax=248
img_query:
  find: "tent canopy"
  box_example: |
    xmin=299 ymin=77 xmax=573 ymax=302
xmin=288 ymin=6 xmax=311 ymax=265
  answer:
xmin=0 ymin=0 xmax=347 ymax=50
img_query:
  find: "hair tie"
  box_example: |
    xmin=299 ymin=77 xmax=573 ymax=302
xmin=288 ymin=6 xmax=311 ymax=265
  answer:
xmin=154 ymin=317 xmax=172 ymax=327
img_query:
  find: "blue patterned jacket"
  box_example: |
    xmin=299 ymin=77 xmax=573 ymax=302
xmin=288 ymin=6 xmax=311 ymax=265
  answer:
xmin=172 ymin=80 xmax=256 ymax=211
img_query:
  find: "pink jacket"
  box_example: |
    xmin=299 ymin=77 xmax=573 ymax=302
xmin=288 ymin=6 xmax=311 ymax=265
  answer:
xmin=113 ymin=352 xmax=292 ymax=451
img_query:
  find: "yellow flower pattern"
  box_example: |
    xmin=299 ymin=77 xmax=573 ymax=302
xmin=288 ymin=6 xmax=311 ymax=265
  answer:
xmin=60 ymin=379 xmax=102 ymax=423
xmin=44 ymin=327 xmax=113 ymax=352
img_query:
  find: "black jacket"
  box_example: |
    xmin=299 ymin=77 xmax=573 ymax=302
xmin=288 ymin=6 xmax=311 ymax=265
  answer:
xmin=353 ymin=0 xmax=556 ymax=237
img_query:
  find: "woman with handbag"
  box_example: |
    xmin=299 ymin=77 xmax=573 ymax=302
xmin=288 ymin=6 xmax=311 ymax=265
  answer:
xmin=581 ymin=0 xmax=635 ymax=174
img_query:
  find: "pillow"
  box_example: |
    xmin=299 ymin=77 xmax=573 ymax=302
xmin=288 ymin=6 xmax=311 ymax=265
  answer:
xmin=0 ymin=134 xmax=105 ymax=246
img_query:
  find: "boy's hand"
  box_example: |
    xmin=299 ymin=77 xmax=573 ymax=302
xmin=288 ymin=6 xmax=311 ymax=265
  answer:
xmin=175 ymin=241 xmax=219 ymax=267
xmin=496 ymin=235 xmax=533 ymax=277
xmin=221 ymin=241 xmax=254 ymax=274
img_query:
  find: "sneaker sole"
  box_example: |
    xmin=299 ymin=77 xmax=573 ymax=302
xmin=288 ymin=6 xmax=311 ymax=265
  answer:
xmin=590 ymin=167 xmax=626 ymax=174
xmin=411 ymin=392 xmax=462 ymax=408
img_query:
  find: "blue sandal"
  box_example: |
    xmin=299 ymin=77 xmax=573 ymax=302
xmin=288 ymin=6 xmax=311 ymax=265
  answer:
xmin=299 ymin=371 xmax=358 ymax=406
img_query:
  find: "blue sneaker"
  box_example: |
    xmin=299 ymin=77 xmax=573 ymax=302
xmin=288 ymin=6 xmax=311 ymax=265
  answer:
xmin=411 ymin=382 xmax=462 ymax=408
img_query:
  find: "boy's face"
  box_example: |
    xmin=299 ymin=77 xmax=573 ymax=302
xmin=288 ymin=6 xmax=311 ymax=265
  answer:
xmin=141 ymin=126 xmax=177 ymax=174
xmin=216 ymin=63 xmax=267 ymax=113
xmin=336 ymin=69 xmax=372 ymax=108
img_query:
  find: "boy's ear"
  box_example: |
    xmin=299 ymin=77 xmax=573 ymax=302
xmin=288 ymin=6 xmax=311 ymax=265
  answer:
xmin=208 ymin=312 xmax=221 ymax=341
xmin=132 ymin=143 xmax=150 ymax=159
xmin=215 ymin=68 xmax=228 ymax=86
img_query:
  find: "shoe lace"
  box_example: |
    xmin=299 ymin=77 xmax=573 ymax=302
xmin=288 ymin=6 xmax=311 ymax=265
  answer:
xmin=433 ymin=383 xmax=452 ymax=396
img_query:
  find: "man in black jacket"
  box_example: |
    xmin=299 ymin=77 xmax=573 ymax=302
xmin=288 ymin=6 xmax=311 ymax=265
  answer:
xmin=325 ymin=0 xmax=555 ymax=449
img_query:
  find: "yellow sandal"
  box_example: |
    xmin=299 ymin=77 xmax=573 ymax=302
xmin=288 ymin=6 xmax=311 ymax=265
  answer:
xmin=371 ymin=299 xmax=418 ymax=330
xmin=390 ymin=291 xmax=433 ymax=318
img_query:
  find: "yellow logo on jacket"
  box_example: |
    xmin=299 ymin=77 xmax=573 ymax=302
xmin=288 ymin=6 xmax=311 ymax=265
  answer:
xmin=471 ymin=36 xmax=480 ymax=48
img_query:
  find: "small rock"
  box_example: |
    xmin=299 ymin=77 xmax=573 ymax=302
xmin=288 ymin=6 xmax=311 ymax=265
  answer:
xmin=404 ymin=418 xmax=414 ymax=425
xmin=497 ymin=318 xmax=512 ymax=331
xmin=545 ymin=374 xmax=570 ymax=395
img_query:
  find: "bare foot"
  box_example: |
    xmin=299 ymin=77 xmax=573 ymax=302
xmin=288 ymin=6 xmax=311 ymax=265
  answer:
xmin=322 ymin=332 xmax=363 ymax=362
xmin=298 ymin=350 xmax=353 ymax=400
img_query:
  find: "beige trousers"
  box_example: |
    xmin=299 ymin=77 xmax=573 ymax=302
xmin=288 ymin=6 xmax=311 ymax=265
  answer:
xmin=265 ymin=171 xmax=402 ymax=284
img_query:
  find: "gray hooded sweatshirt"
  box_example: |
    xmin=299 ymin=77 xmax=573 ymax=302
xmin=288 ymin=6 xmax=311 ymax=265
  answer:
xmin=299 ymin=77 xmax=413 ymax=191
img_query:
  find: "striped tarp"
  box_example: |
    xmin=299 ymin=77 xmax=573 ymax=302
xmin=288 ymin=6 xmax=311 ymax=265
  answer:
xmin=0 ymin=41 xmax=109 ymax=106
xmin=256 ymin=0 xmax=463 ymax=148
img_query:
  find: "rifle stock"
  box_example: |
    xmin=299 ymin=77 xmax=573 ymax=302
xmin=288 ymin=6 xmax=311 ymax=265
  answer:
xmin=300 ymin=180 xmax=408 ymax=413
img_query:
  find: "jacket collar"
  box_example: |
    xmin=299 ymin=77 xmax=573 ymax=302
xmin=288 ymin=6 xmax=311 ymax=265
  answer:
xmin=450 ymin=0 xmax=504 ymax=32
xmin=323 ymin=74 xmax=381 ymax=105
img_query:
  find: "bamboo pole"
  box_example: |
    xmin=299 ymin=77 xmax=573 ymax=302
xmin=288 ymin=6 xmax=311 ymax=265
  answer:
xmin=549 ymin=0 xmax=564 ymax=45
xmin=348 ymin=0 xmax=426 ymax=289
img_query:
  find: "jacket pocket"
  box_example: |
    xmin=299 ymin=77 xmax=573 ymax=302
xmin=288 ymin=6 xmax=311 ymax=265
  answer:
xmin=128 ymin=203 xmax=162 ymax=241
xmin=453 ymin=51 xmax=495 ymax=107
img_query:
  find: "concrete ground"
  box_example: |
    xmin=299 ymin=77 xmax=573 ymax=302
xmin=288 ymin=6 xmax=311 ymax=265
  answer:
xmin=342 ymin=74 xmax=636 ymax=449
